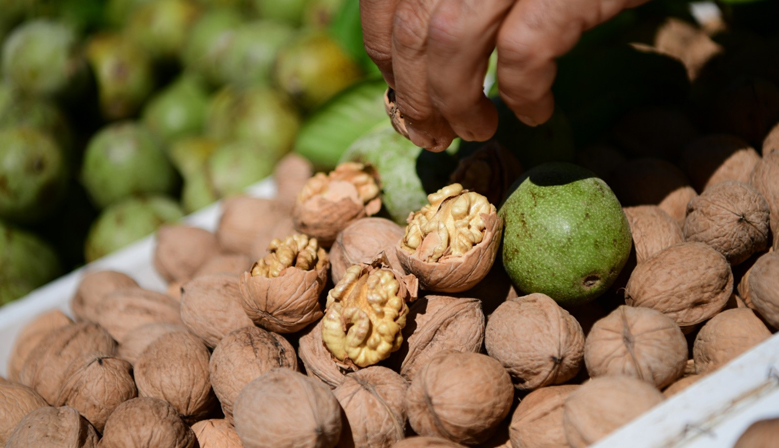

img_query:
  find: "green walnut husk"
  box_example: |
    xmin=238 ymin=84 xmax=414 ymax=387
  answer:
xmin=180 ymin=6 xmax=244 ymax=86
xmin=167 ymin=135 xmax=218 ymax=178
xmin=0 ymin=221 xmax=61 ymax=305
xmin=84 ymin=195 xmax=183 ymax=262
xmin=0 ymin=126 xmax=67 ymax=224
xmin=1 ymin=19 xmax=88 ymax=99
xmin=181 ymin=169 xmax=218 ymax=213
xmin=80 ymin=122 xmax=178 ymax=209
xmin=125 ymin=0 xmax=202 ymax=62
xmin=104 ymin=0 xmax=153 ymax=28
xmin=0 ymin=83 xmax=73 ymax=158
xmin=141 ymin=74 xmax=209 ymax=144
xmin=86 ymin=33 xmax=155 ymax=120
xmin=250 ymin=0 xmax=309 ymax=26
xmin=273 ymin=30 xmax=363 ymax=111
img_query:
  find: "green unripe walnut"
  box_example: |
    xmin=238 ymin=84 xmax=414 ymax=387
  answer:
xmin=0 ymin=221 xmax=61 ymax=304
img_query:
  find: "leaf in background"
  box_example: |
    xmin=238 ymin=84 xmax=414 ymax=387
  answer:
xmin=328 ymin=0 xmax=380 ymax=75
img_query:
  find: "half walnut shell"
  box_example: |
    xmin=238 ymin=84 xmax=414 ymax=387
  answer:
xmin=384 ymin=88 xmax=409 ymax=139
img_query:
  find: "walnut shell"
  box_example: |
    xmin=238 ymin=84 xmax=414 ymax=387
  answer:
xmin=693 ymin=308 xmax=771 ymax=374
xmin=625 ymin=242 xmax=733 ymax=327
xmin=209 ymin=326 xmax=298 ymax=421
xmin=0 ymin=381 xmax=47 ymax=444
xmin=100 ymin=397 xmax=196 ymax=448
xmin=385 ymin=88 xmax=410 ymax=139
xmin=485 ymin=293 xmax=584 ymax=390
xmin=744 ymin=252 xmax=779 ymax=328
xmin=166 ymin=281 xmax=184 ymax=301
xmin=18 ymin=322 xmax=117 ymax=404
xmin=191 ymin=419 xmax=243 ymax=448
xmin=217 ymin=196 xmax=291 ymax=256
xmin=449 ymin=141 xmax=524 ymax=206
xmin=54 ymin=353 xmax=137 ymax=432
xmin=71 ymin=271 xmax=138 ymax=323
xmin=509 ymin=385 xmax=579 ymax=448
xmin=134 ymin=332 xmax=217 ymax=422
xmin=298 ymin=320 xmax=348 ymax=389
xmin=407 ymin=351 xmax=514 ymax=445
xmin=749 ymin=150 xmax=779 ymax=234
xmin=154 ymin=225 xmax=220 ymax=283
xmin=680 ymin=134 xmax=761 ymax=192
xmin=663 ymin=374 xmax=703 ymax=398
xmin=391 ymin=437 xmax=466 ymax=448
xmin=623 ymin=205 xmax=684 ymax=264
xmin=7 ymin=310 xmax=73 ymax=382
xmin=116 ymin=322 xmax=190 ymax=365
xmin=331 ymin=217 xmax=405 ymax=284
xmin=95 ymin=287 xmax=183 ymax=344
xmin=4 ymin=406 xmax=98 ymax=448
xmin=684 ymin=181 xmax=771 ymax=265
xmin=233 ymin=368 xmax=342 ymax=448
xmin=734 ymin=417 xmax=779 ymax=448
xmin=397 ymin=184 xmax=502 ymax=292
xmin=584 ymin=305 xmax=687 ymax=388
xmin=334 ymin=366 xmax=408 ymax=448
xmin=654 ymin=18 xmax=722 ymax=80
xmin=194 ymin=254 xmax=252 ymax=278
xmin=274 ymin=153 xmax=314 ymax=209
xmin=180 ymin=274 xmax=254 ymax=348
xmin=562 ymin=376 xmax=664 ymax=448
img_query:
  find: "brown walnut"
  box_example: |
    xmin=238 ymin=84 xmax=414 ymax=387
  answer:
xmin=693 ymin=308 xmax=772 ymax=374
xmin=180 ymin=274 xmax=254 ymax=348
xmin=191 ymin=419 xmax=243 ymax=448
xmin=680 ymin=134 xmax=761 ymax=192
xmin=217 ymin=196 xmax=291 ymax=256
xmin=331 ymin=217 xmax=405 ymax=284
xmin=745 ymin=251 xmax=779 ymax=328
xmin=274 ymin=153 xmax=314 ymax=209
xmin=708 ymin=77 xmax=779 ymax=148
xmin=0 ymin=381 xmax=47 ymax=445
xmin=509 ymin=385 xmax=579 ymax=448
xmin=734 ymin=417 xmax=779 ymax=448
xmin=750 ymin=150 xmax=779 ymax=234
xmin=764 ymin=122 xmax=779 ymax=156
xmin=623 ymin=205 xmax=683 ymax=264
xmin=7 ymin=310 xmax=72 ymax=382
xmin=116 ymin=322 xmax=190 ymax=365
xmin=391 ymin=437 xmax=467 ymax=448
xmin=100 ymin=397 xmax=196 ymax=448
xmin=194 ymin=253 xmax=252 ymax=278
xmin=154 ymin=225 xmax=220 ymax=282
xmin=654 ymin=18 xmax=722 ymax=80
xmin=298 ymin=320 xmax=348 ymax=389
xmin=663 ymin=374 xmax=703 ymax=398
xmin=611 ymin=106 xmax=698 ymax=161
xmin=449 ymin=141 xmax=523 ymax=206
xmin=71 ymin=270 xmax=138 ymax=323
xmin=95 ymin=287 xmax=183 ymax=344
xmin=4 ymin=406 xmax=98 ymax=448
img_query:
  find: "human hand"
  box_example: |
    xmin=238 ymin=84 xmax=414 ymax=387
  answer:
xmin=361 ymin=0 xmax=651 ymax=152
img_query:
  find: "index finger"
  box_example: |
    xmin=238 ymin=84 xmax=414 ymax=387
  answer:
xmin=361 ymin=0 xmax=401 ymax=87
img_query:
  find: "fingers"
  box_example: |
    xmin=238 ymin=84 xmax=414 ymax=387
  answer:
xmin=361 ymin=0 xmax=401 ymax=86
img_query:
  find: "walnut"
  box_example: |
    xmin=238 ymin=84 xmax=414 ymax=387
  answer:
xmin=663 ymin=374 xmax=703 ymax=398
xmin=100 ymin=397 xmax=196 ymax=448
xmin=679 ymin=134 xmax=761 ymax=192
xmin=334 ymin=366 xmax=408 ymax=448
xmin=217 ymin=196 xmax=291 ymax=256
xmin=684 ymin=181 xmax=771 ymax=265
xmin=195 ymin=254 xmax=252 ymax=278
xmin=233 ymin=368 xmax=342 ymax=448
xmin=95 ymin=287 xmax=183 ymax=343
xmin=625 ymin=242 xmax=733 ymax=327
xmin=134 ymin=332 xmax=217 ymax=422
xmin=709 ymin=77 xmax=779 ymax=148
xmin=384 ymin=88 xmax=409 ymax=139
xmin=509 ymin=385 xmax=579 ymax=448
xmin=249 ymin=214 xmax=297 ymax=262
xmin=584 ymin=305 xmax=687 ymax=388
xmin=693 ymin=308 xmax=771 ymax=374
xmin=180 ymin=274 xmax=254 ymax=348
xmin=167 ymin=281 xmax=184 ymax=301
xmin=451 ymin=261 xmax=519 ymax=316
xmin=4 ymin=406 xmax=98 ymax=448
xmin=611 ymin=106 xmax=698 ymax=161
xmin=331 ymin=217 xmax=405 ymax=284
xmin=70 ymin=270 xmax=138 ymax=323
xmin=191 ymin=419 xmax=243 ymax=448
xmin=293 ymin=162 xmax=382 ymax=247
xmin=274 ymin=153 xmax=314 ymax=209
xmin=391 ymin=437 xmax=467 ymax=448
xmin=743 ymin=252 xmax=779 ymax=328
xmin=449 ymin=141 xmax=523 ymax=206
xmin=749 ymin=150 xmax=779 ymax=234
xmin=18 ymin=322 xmax=117 ymax=404
xmin=562 ymin=376 xmax=664 ymax=448
xmin=734 ymin=417 xmax=779 ymax=448
xmin=322 ymin=262 xmax=417 ymax=368
xmin=7 ymin=310 xmax=72 ymax=382
xmin=397 ymin=183 xmax=502 ymax=292
xmin=116 ymin=322 xmax=190 ymax=365
xmin=298 ymin=320 xmax=348 ymax=389
xmin=154 ymin=225 xmax=220 ymax=283
xmin=485 ymin=293 xmax=584 ymax=390
xmin=0 ymin=381 xmax=47 ymax=445
xmin=240 ymin=234 xmax=328 ymax=333
xmin=209 ymin=326 xmax=298 ymax=422
xmin=654 ymin=18 xmax=722 ymax=80
xmin=54 ymin=353 xmax=137 ymax=432
xmin=407 ymin=351 xmax=513 ymax=445
xmin=623 ymin=205 xmax=683 ymax=264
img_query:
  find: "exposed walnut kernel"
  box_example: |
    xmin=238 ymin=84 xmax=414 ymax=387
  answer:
xmin=251 ymin=234 xmax=323 ymax=278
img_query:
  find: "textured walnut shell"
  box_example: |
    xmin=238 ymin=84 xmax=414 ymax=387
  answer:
xmin=191 ymin=419 xmax=243 ymax=448
xmin=562 ymin=376 xmax=664 ymax=448
xmin=54 ymin=353 xmax=137 ymax=432
xmin=331 ymin=217 xmax=405 ymax=284
xmin=0 ymin=381 xmax=47 ymax=444
xmin=134 ymin=332 xmax=217 ymax=422
xmin=248 ymin=215 xmax=297 ymax=261
xmin=116 ymin=322 xmax=190 ymax=365
xmin=334 ymin=366 xmax=408 ymax=448
xmin=750 ymin=150 xmax=779 ymax=234
xmin=5 ymin=406 xmax=98 ymax=448
xmin=680 ymin=134 xmax=761 ymax=192
xmin=611 ymin=106 xmax=699 ymax=161
xmin=693 ymin=308 xmax=771 ymax=374
xmin=509 ymin=385 xmax=579 ymax=448
xmin=748 ymin=252 xmax=779 ymax=328
xmin=734 ymin=417 xmax=779 ymax=448
xmin=95 ymin=287 xmax=183 ymax=343
xmin=18 ymin=322 xmax=117 ymax=404
xmin=154 ymin=225 xmax=220 ymax=283
xmin=298 ymin=320 xmax=348 ymax=389
xmin=625 ymin=242 xmax=733 ymax=327
xmin=764 ymin=122 xmax=779 ymax=156
xmin=195 ymin=254 xmax=252 ymax=278
xmin=274 ymin=153 xmax=314 ymax=209
xmin=584 ymin=306 xmax=687 ymax=388
xmin=449 ymin=141 xmax=524 ymax=206
xmin=209 ymin=326 xmax=298 ymax=422
xmin=407 ymin=351 xmax=513 ymax=445
xmin=7 ymin=310 xmax=72 ymax=382
xmin=100 ymin=397 xmax=196 ymax=448
xmin=485 ymin=294 xmax=584 ymax=390
xmin=217 ymin=196 xmax=291 ymax=255
xmin=623 ymin=205 xmax=684 ymax=264
xmin=663 ymin=374 xmax=703 ymax=398
xmin=384 ymin=88 xmax=409 ymax=139
xmin=233 ymin=368 xmax=342 ymax=448
xmin=391 ymin=437 xmax=467 ymax=448
xmin=180 ymin=274 xmax=254 ymax=348
xmin=684 ymin=181 xmax=771 ymax=265
xmin=71 ymin=271 xmax=138 ymax=323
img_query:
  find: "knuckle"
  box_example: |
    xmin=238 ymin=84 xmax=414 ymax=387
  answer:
xmin=392 ymin=3 xmax=428 ymax=52
xmin=427 ymin=12 xmax=460 ymax=50
xmin=396 ymin=95 xmax=432 ymax=123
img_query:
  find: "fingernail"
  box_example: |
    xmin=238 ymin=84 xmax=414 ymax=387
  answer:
xmin=518 ymin=115 xmax=538 ymax=127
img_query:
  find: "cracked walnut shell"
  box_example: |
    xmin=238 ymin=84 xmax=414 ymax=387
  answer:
xmin=100 ymin=397 xmax=196 ymax=448
xmin=322 ymin=262 xmax=418 ymax=368
xmin=693 ymin=308 xmax=771 ymax=374
xmin=509 ymin=385 xmax=579 ymax=448
xmin=293 ymin=162 xmax=382 ymax=247
xmin=397 ymin=183 xmax=502 ymax=292
xmin=298 ymin=319 xmax=348 ymax=389
xmin=384 ymin=88 xmax=409 ymax=139
xmin=0 ymin=381 xmax=47 ymax=445
xmin=240 ymin=234 xmax=328 ymax=333
xmin=330 ymin=217 xmax=405 ymax=284
xmin=5 ymin=406 xmax=98 ymax=448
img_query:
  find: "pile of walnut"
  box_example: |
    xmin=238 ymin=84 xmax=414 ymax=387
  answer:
xmin=2 ymin=133 xmax=779 ymax=448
